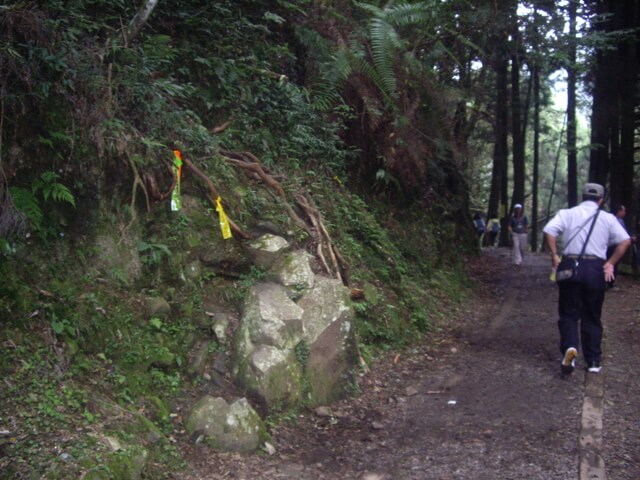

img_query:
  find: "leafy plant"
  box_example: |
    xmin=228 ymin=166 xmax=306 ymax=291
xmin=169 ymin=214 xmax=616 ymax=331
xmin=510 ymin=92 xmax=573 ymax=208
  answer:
xmin=8 ymin=171 xmax=76 ymax=239
xmin=138 ymin=240 xmax=171 ymax=265
xmin=32 ymin=171 xmax=76 ymax=206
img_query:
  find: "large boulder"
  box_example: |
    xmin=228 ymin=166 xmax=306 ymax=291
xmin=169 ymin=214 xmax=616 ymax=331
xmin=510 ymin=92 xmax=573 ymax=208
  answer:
xmin=233 ymin=284 xmax=305 ymax=407
xmin=232 ymin=276 xmax=357 ymax=410
xmin=298 ymin=276 xmax=356 ymax=405
xmin=185 ymin=396 xmax=265 ymax=452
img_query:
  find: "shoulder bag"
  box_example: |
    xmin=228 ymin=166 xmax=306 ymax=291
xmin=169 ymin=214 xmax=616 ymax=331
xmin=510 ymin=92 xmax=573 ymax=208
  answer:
xmin=556 ymin=210 xmax=601 ymax=283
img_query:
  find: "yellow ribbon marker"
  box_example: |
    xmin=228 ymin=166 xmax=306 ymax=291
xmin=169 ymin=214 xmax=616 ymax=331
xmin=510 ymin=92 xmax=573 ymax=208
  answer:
xmin=171 ymin=150 xmax=183 ymax=211
xmin=215 ymin=196 xmax=233 ymax=240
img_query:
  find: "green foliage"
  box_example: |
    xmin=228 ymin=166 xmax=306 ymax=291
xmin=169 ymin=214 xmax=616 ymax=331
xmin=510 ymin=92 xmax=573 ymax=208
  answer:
xmin=0 ymin=2 xmax=483 ymax=478
xmin=294 ymin=340 xmax=310 ymax=367
xmin=8 ymin=171 xmax=75 ymax=240
xmin=226 ymin=266 xmax=268 ymax=305
xmin=138 ymin=240 xmax=172 ymax=266
xmin=314 ymin=1 xmax=448 ymax=109
xmin=8 ymin=187 xmax=43 ymax=231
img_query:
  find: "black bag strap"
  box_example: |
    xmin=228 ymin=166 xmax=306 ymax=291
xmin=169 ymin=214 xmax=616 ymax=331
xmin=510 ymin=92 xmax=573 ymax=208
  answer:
xmin=564 ymin=210 xmax=599 ymax=252
xmin=578 ymin=209 xmax=601 ymax=259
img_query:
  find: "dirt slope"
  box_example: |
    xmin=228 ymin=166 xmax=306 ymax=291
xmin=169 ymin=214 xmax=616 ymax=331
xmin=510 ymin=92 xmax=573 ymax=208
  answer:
xmin=181 ymin=248 xmax=640 ymax=480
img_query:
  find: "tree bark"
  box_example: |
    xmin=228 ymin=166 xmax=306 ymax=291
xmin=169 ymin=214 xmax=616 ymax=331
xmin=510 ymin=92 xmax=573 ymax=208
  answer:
xmin=588 ymin=0 xmax=614 ymax=186
xmin=566 ymin=0 xmax=578 ymax=207
xmin=610 ymin=0 xmax=637 ymax=213
xmin=530 ymin=7 xmax=541 ymax=252
xmin=510 ymin=12 xmax=525 ymax=210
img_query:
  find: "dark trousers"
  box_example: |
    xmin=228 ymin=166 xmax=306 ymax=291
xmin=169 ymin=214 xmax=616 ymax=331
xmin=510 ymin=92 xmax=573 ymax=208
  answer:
xmin=557 ymin=258 xmax=606 ymax=364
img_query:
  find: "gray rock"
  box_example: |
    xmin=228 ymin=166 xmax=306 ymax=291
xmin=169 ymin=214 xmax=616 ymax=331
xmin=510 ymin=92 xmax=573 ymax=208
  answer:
xmin=298 ymin=276 xmax=351 ymax=344
xmin=270 ymin=250 xmax=315 ymax=297
xmin=264 ymin=441 xmax=277 ymax=456
xmin=239 ymin=283 xmax=304 ymax=354
xmin=188 ymin=340 xmax=210 ymax=377
xmin=405 ymin=386 xmax=419 ymax=397
xmin=314 ymin=406 xmax=333 ymax=417
xmin=298 ymin=276 xmax=357 ymax=406
xmin=185 ymin=396 xmax=264 ymax=452
xmin=245 ymin=345 xmax=303 ymax=407
xmin=95 ymin=230 xmax=142 ymax=284
xmin=232 ymin=283 xmax=307 ymax=407
xmin=212 ymin=316 xmax=229 ymax=343
xmin=247 ymin=234 xmax=290 ymax=268
xmin=184 ymin=260 xmax=203 ymax=280
xmin=144 ymin=297 xmax=171 ymax=318
xmin=213 ymin=352 xmax=227 ymax=374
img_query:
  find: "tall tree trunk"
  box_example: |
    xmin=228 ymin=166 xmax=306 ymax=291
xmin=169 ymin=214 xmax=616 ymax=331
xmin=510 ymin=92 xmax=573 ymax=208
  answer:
xmin=510 ymin=12 xmax=525 ymax=210
xmin=566 ymin=0 xmax=578 ymax=207
xmin=487 ymin=9 xmax=510 ymax=228
xmin=531 ymin=5 xmax=540 ymax=252
xmin=610 ymin=0 xmax=638 ymax=212
xmin=588 ymin=0 xmax=614 ymax=185
xmin=488 ymin=49 xmax=510 ymax=242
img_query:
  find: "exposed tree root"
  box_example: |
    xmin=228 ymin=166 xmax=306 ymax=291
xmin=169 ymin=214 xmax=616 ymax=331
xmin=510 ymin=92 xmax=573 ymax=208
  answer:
xmin=220 ymin=150 xmax=310 ymax=235
xmin=181 ymin=155 xmax=251 ymax=240
xmin=120 ymin=154 xmax=150 ymax=243
xmin=143 ymin=167 xmax=175 ymax=201
xmin=220 ymin=150 xmax=285 ymax=197
xmin=221 ymin=149 xmax=349 ymax=285
xmin=210 ymin=121 xmax=231 ymax=134
xmin=296 ymin=193 xmax=346 ymax=284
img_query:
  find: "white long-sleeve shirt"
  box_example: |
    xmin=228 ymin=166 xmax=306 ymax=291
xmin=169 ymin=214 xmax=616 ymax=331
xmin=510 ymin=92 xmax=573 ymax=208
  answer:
xmin=543 ymin=201 xmax=630 ymax=259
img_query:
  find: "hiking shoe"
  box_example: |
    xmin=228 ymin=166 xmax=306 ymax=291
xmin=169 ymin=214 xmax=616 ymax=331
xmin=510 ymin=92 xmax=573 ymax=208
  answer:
xmin=587 ymin=361 xmax=602 ymax=373
xmin=561 ymin=347 xmax=578 ymax=374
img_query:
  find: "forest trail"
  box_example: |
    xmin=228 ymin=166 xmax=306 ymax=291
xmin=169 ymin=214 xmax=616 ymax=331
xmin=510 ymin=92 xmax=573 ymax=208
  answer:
xmin=182 ymin=248 xmax=640 ymax=480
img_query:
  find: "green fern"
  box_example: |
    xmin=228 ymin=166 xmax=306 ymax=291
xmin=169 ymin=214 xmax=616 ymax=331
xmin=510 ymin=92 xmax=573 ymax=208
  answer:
xmin=9 ymin=187 xmax=44 ymax=230
xmin=313 ymin=1 xmax=442 ymax=110
xmin=32 ymin=171 xmax=76 ymax=207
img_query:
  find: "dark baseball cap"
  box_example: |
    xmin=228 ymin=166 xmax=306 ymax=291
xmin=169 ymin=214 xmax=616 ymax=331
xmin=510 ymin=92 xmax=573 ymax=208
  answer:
xmin=583 ymin=183 xmax=604 ymax=198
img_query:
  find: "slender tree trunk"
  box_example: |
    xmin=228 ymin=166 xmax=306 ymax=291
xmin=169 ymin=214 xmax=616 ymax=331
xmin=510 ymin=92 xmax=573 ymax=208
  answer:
xmin=510 ymin=13 xmax=525 ymax=209
xmin=531 ymin=68 xmax=540 ymax=251
xmin=610 ymin=0 xmax=637 ymax=211
xmin=487 ymin=29 xmax=510 ymax=226
xmin=566 ymin=0 xmax=578 ymax=207
xmin=488 ymin=51 xmax=510 ymax=240
xmin=588 ymin=0 xmax=614 ymax=185
xmin=544 ymin=113 xmax=567 ymax=250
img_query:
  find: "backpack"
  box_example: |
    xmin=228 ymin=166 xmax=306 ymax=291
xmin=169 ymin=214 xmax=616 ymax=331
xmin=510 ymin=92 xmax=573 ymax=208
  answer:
xmin=491 ymin=220 xmax=500 ymax=233
xmin=474 ymin=218 xmax=486 ymax=233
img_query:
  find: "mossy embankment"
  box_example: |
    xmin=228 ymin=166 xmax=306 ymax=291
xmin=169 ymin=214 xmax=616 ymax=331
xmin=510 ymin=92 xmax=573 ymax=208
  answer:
xmin=0 ymin=2 xmax=478 ymax=477
xmin=0 ymin=169 xmax=475 ymax=478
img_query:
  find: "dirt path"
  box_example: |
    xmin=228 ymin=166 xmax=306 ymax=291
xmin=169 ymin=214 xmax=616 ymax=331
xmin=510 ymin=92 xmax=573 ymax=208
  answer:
xmin=182 ymin=249 xmax=640 ymax=480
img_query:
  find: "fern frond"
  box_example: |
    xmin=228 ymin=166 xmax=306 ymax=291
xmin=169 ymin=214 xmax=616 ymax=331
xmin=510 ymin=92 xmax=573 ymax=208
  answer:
xmin=9 ymin=187 xmax=43 ymax=229
xmin=382 ymin=2 xmax=437 ymax=27
xmin=353 ymin=1 xmax=383 ymax=17
xmin=32 ymin=171 xmax=76 ymax=207
xmin=369 ymin=17 xmax=401 ymax=97
xmin=48 ymin=184 xmax=76 ymax=207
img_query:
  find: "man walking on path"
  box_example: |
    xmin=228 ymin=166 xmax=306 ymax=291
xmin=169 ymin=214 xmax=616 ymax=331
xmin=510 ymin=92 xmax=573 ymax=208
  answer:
xmin=543 ymin=183 xmax=631 ymax=375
